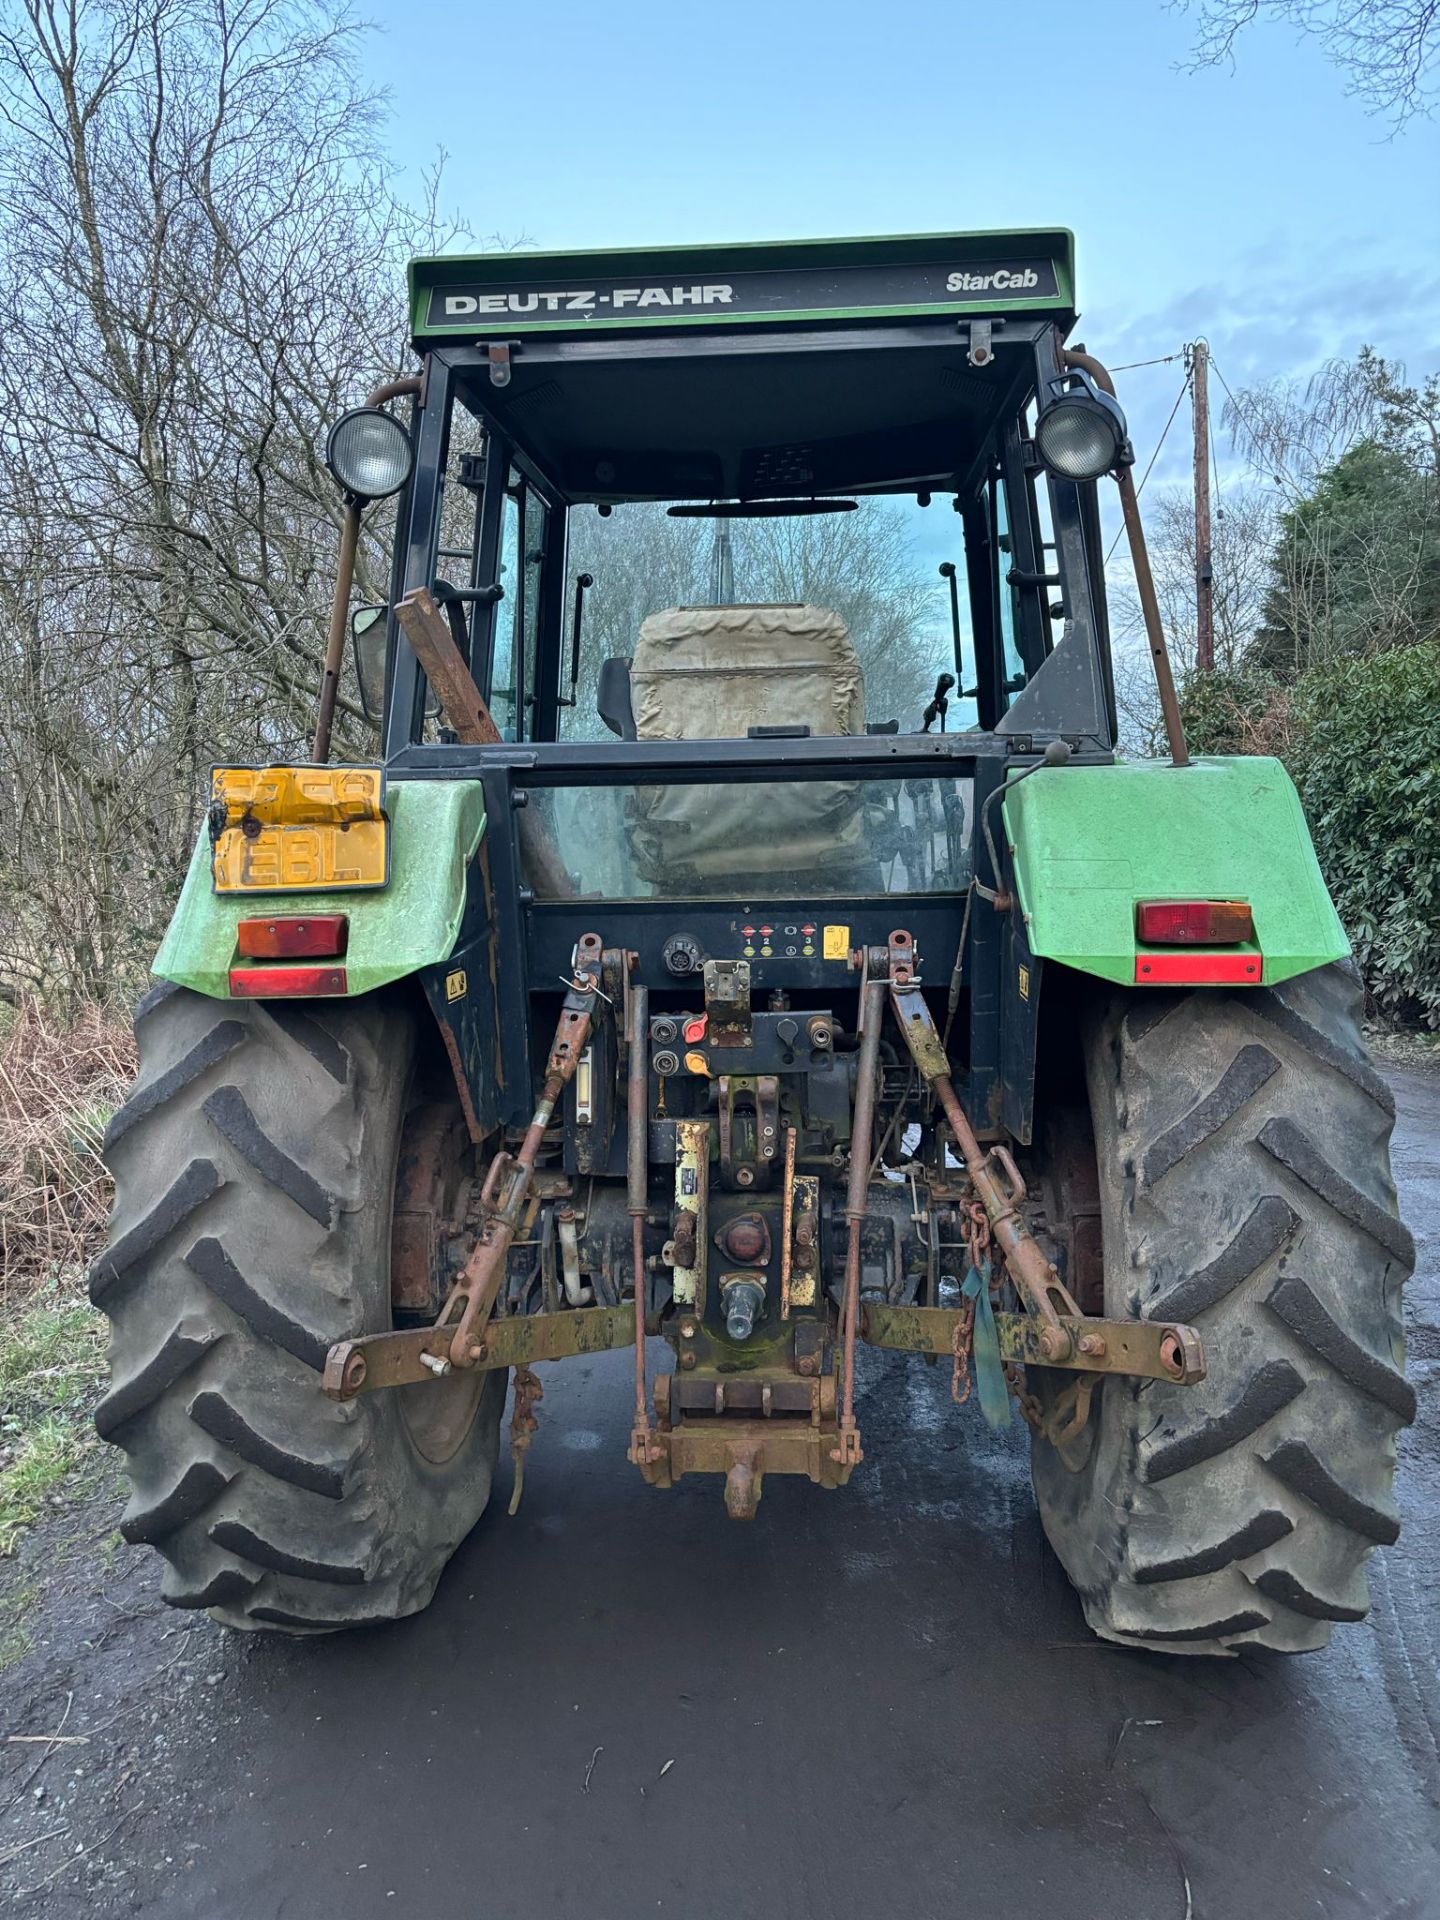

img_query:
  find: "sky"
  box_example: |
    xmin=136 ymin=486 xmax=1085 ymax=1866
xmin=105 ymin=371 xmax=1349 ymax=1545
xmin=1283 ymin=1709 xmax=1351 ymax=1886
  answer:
xmin=354 ymin=0 xmax=1436 ymax=686
xmin=358 ymin=0 xmax=1437 ymax=497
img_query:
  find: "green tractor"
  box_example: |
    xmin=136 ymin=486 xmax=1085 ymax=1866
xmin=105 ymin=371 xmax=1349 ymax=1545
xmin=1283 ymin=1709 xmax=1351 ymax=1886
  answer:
xmin=92 ymin=230 xmax=1414 ymax=1651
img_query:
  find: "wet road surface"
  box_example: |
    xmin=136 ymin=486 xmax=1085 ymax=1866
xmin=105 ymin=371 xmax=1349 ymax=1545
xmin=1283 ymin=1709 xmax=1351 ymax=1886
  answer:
xmin=6 ymin=1067 xmax=1438 ymax=1918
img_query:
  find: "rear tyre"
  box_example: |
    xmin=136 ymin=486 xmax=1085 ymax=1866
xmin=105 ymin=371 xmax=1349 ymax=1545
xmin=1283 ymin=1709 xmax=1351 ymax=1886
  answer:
xmin=92 ymin=984 xmax=504 ymax=1632
xmin=1031 ymin=962 xmax=1414 ymax=1655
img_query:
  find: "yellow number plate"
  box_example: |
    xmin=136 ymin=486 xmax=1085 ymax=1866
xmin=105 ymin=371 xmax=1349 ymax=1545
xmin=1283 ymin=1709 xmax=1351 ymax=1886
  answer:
xmin=210 ymin=766 xmax=389 ymax=895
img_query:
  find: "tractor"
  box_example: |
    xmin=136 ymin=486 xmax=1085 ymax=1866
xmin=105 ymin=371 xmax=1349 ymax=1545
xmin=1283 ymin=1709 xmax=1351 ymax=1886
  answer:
xmin=92 ymin=230 xmax=1414 ymax=1651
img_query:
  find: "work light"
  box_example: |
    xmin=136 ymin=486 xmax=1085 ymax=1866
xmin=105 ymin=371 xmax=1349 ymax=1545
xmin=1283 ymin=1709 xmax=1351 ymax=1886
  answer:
xmin=325 ymin=406 xmax=414 ymax=502
xmin=1033 ymin=372 xmax=1130 ymax=481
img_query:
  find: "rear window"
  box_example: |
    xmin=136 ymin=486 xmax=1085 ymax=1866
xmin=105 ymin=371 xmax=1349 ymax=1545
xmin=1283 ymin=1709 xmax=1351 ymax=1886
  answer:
xmin=519 ymin=777 xmax=974 ymax=901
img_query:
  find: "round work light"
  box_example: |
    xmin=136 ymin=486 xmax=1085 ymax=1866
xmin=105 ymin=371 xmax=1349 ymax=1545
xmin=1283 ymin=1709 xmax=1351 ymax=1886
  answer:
xmin=325 ymin=406 xmax=414 ymax=502
xmin=1033 ymin=374 xmax=1131 ymax=481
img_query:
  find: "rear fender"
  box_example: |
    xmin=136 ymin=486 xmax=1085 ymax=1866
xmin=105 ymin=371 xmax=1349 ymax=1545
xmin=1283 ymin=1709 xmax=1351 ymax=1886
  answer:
xmin=151 ymin=778 xmax=486 ymax=999
xmin=1004 ymin=754 xmax=1348 ymax=990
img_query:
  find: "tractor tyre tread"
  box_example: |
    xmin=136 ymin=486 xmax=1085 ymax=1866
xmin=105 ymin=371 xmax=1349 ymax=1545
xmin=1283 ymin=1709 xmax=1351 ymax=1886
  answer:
xmin=94 ymin=986 xmax=503 ymax=1632
xmin=1032 ymin=961 xmax=1412 ymax=1655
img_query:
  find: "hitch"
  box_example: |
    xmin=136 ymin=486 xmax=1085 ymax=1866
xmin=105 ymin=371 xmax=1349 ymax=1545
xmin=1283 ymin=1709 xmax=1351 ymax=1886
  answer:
xmin=870 ymin=930 xmax=1080 ymax=1361
xmin=861 ymin=1304 xmax=1205 ymax=1384
xmin=636 ymin=1372 xmax=857 ymax=1518
xmin=862 ymin=927 xmax=1206 ymax=1406
xmin=323 ymin=924 xmax=1205 ymax=1514
xmin=323 ymin=937 xmax=615 ymax=1402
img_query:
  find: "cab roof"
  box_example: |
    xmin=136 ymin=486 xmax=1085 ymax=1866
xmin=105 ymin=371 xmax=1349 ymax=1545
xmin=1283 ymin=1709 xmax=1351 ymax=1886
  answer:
xmin=409 ymin=228 xmax=1076 ymax=343
xmin=408 ymin=231 xmax=1078 ymax=502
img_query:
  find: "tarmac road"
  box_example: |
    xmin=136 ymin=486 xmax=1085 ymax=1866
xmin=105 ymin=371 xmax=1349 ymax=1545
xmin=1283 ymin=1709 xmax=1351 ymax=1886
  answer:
xmin=3 ymin=1064 xmax=1437 ymax=1918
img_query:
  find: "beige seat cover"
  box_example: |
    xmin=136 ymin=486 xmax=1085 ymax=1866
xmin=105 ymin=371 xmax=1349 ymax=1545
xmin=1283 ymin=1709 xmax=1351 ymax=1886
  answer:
xmin=625 ymin=603 xmax=869 ymax=887
xmin=631 ymin=603 xmax=864 ymax=740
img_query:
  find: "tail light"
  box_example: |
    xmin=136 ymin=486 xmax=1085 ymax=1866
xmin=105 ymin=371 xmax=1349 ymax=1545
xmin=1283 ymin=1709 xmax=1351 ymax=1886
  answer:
xmin=229 ymin=965 xmax=347 ymax=998
xmin=1136 ymin=954 xmax=1261 ymax=985
xmin=236 ymin=914 xmax=348 ymax=959
xmin=1135 ymin=900 xmax=1253 ymax=946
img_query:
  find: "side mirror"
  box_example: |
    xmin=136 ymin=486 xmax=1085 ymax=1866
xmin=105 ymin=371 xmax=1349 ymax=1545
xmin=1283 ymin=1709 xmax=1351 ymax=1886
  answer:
xmin=350 ymin=606 xmax=387 ymax=722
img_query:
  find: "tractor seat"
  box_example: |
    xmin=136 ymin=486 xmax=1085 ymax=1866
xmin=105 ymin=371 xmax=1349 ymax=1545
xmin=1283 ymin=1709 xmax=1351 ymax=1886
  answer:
xmin=620 ymin=602 xmax=864 ymax=740
xmin=605 ymin=605 xmax=876 ymax=889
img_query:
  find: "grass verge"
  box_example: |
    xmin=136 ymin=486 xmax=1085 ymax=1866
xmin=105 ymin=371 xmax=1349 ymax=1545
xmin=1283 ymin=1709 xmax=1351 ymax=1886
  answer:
xmin=0 ymin=1284 xmax=107 ymax=1556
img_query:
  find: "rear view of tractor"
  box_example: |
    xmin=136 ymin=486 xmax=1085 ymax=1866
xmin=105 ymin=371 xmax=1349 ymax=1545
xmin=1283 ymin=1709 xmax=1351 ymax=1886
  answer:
xmin=91 ymin=231 xmax=1413 ymax=1652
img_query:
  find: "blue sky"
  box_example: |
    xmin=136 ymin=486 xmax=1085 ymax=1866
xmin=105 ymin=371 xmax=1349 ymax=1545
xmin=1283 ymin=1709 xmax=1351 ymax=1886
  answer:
xmin=359 ymin=0 xmax=1437 ymax=506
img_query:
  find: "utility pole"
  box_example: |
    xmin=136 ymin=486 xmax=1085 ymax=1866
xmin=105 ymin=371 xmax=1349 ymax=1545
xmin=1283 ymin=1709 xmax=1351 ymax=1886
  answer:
xmin=1191 ymin=338 xmax=1215 ymax=672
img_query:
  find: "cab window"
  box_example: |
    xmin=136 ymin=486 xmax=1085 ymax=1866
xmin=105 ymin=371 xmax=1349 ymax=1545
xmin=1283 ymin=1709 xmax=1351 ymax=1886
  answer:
xmin=490 ymin=470 xmax=548 ymax=741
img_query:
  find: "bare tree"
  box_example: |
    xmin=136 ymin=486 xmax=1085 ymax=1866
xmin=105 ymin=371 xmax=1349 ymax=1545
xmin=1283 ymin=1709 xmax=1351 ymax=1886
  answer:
xmin=1176 ymin=0 xmax=1439 ymax=126
xmin=1218 ymin=351 xmax=1393 ymax=497
xmin=733 ymin=502 xmax=940 ymax=725
xmin=1112 ymin=483 xmax=1278 ymax=747
xmin=0 ymin=0 xmax=462 ymax=1010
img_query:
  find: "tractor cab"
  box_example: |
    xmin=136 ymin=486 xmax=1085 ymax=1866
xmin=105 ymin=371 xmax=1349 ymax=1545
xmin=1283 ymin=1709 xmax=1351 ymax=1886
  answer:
xmin=363 ymin=229 xmax=1117 ymax=763
xmin=338 ymin=231 xmax=1128 ymax=1151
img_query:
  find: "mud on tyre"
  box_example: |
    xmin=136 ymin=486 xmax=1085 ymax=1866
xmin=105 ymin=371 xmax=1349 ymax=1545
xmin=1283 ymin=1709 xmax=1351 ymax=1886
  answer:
xmin=91 ymin=983 xmax=504 ymax=1632
xmin=1032 ymin=961 xmax=1414 ymax=1655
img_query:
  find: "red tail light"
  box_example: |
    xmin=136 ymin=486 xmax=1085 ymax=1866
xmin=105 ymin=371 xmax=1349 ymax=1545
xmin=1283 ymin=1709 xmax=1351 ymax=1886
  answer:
xmin=1135 ymin=954 xmax=1261 ymax=985
xmin=236 ymin=914 xmax=348 ymax=959
xmin=229 ymin=965 xmax=347 ymax=998
xmin=1135 ymin=900 xmax=1253 ymax=946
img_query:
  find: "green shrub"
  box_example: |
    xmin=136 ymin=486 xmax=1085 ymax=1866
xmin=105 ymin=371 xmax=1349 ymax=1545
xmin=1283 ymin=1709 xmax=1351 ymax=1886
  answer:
xmin=1175 ymin=642 xmax=1440 ymax=1027
xmin=1179 ymin=664 xmax=1298 ymax=758
xmin=1289 ymin=643 xmax=1440 ymax=1028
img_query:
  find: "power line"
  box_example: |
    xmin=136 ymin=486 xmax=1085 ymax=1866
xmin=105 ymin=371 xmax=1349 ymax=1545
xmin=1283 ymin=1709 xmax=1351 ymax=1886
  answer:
xmin=1105 ymin=368 xmax=1193 ymax=563
xmin=1109 ymin=351 xmax=1186 ymax=373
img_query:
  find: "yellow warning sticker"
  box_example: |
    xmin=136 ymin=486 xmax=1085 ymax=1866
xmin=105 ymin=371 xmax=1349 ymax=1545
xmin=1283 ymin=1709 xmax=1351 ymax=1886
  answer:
xmin=822 ymin=924 xmax=850 ymax=961
xmin=445 ymin=969 xmax=468 ymax=1003
xmin=1018 ymin=965 xmax=1030 ymax=1002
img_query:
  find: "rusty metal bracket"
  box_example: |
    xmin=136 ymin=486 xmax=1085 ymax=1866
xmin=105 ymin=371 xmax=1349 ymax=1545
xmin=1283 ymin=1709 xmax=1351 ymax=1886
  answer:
xmin=704 ymin=958 xmax=752 ymax=1047
xmin=861 ymin=1303 xmax=1206 ymax=1384
xmin=1042 ymin=1374 xmax=1097 ymax=1449
xmin=669 ymin=1118 xmax=709 ymax=1309
xmin=322 ymin=1303 xmax=638 ymax=1401
xmin=755 ymin=1074 xmax=779 ymax=1169
xmin=715 ymin=1073 xmax=778 ymax=1190
xmin=890 ymin=980 xmax=951 ymax=1079
xmin=639 ymin=1373 xmax=855 ymax=1515
xmin=780 ymin=1120 xmax=820 ymax=1317
xmin=428 ymin=940 xmax=600 ymax=1371
xmin=879 ymin=928 xmax=1078 ymax=1362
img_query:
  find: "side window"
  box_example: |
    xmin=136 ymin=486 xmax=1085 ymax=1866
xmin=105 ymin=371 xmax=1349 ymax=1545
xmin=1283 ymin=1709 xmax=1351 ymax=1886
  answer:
xmin=488 ymin=472 xmax=549 ymax=742
xmin=522 ymin=485 xmax=547 ymax=732
xmin=490 ymin=485 xmax=523 ymax=740
xmin=1031 ymin=469 xmax=1059 ymax=656
xmin=990 ymin=475 xmax=1026 ymax=701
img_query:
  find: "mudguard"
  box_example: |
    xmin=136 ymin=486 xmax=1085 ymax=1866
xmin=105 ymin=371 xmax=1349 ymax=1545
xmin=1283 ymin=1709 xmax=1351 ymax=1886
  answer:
xmin=151 ymin=779 xmax=485 ymax=999
xmin=1003 ymin=754 xmax=1348 ymax=988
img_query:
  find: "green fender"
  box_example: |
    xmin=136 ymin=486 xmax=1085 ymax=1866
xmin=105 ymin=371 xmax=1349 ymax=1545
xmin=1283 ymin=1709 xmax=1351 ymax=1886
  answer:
xmin=152 ymin=780 xmax=485 ymax=999
xmin=1003 ymin=755 xmax=1348 ymax=988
